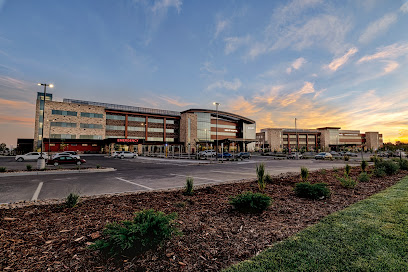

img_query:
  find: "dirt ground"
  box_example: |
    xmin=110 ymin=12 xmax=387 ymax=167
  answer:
xmin=1 ymin=166 xmax=407 ymax=271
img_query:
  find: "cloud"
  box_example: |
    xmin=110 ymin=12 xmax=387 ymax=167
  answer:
xmin=200 ymin=61 xmax=226 ymax=77
xmin=157 ymin=96 xmax=196 ymax=107
xmin=214 ymin=19 xmax=229 ymax=38
xmin=253 ymin=85 xmax=283 ymax=104
xmin=359 ymin=13 xmax=398 ymax=44
xmin=225 ymin=96 xmax=263 ymax=116
xmin=0 ymin=0 xmax=6 ymax=12
xmin=224 ymin=35 xmax=251 ymax=55
xmin=286 ymin=57 xmax=306 ymax=74
xmin=325 ymin=47 xmax=358 ymax=71
xmin=383 ymin=60 xmax=399 ymax=73
xmin=280 ymin=82 xmax=316 ymax=106
xmin=400 ymin=2 xmax=408 ymax=13
xmin=357 ymin=42 xmax=408 ymax=63
xmin=207 ymin=78 xmax=242 ymax=91
xmin=152 ymin=0 xmax=182 ymax=13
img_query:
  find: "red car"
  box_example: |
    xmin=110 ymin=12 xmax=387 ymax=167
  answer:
xmin=47 ymin=155 xmax=86 ymax=166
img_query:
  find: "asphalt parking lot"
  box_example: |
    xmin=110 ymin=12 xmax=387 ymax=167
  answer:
xmin=0 ymin=155 xmax=360 ymax=204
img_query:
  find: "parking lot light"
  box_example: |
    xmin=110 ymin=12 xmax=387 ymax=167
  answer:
xmin=37 ymin=83 xmax=54 ymax=169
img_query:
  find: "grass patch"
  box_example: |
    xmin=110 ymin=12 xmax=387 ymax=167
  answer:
xmin=224 ymin=175 xmax=408 ymax=272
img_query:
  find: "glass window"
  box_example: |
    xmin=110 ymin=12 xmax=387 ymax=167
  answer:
xmin=147 ymin=137 xmax=163 ymax=141
xmin=148 ymin=127 xmax=164 ymax=132
xmin=50 ymin=134 xmax=76 ymax=139
xmin=106 ymin=114 xmax=125 ymax=120
xmin=166 ymin=119 xmax=175 ymax=124
xmin=166 ymin=129 xmax=174 ymax=133
xmin=106 ymin=125 xmax=125 ymax=130
xmin=165 ymin=138 xmax=175 ymax=142
xmin=51 ymin=122 xmax=77 ymax=128
xmin=128 ymin=116 xmax=145 ymax=122
xmin=127 ymin=136 xmax=145 ymax=139
xmin=106 ymin=136 xmax=122 ymax=139
xmin=52 ymin=110 xmax=77 ymax=116
xmin=80 ymin=123 xmax=103 ymax=129
xmin=81 ymin=112 xmax=103 ymax=118
xmin=79 ymin=135 xmax=102 ymax=140
xmin=148 ymin=118 xmax=163 ymax=124
xmin=128 ymin=126 xmax=145 ymax=131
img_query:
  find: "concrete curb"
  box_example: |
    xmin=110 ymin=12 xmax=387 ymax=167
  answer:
xmin=0 ymin=167 xmax=116 ymax=177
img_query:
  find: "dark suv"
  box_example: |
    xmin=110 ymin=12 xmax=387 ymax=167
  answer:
xmin=237 ymin=152 xmax=251 ymax=159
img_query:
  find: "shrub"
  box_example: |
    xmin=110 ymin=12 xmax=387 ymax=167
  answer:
xmin=96 ymin=164 xmax=101 ymax=169
xmin=256 ymin=163 xmax=266 ymax=192
xmin=332 ymin=167 xmax=338 ymax=173
xmin=344 ymin=156 xmax=349 ymax=161
xmin=320 ymin=169 xmax=327 ymax=175
xmin=294 ymin=183 xmax=330 ymax=200
xmin=229 ymin=191 xmax=272 ymax=213
xmin=300 ymin=166 xmax=309 ymax=182
xmin=375 ymin=160 xmax=399 ymax=176
xmin=65 ymin=193 xmax=80 ymax=208
xmin=264 ymin=173 xmax=273 ymax=184
xmin=373 ymin=167 xmax=386 ymax=177
xmin=184 ymin=177 xmax=194 ymax=196
xmin=358 ymin=172 xmax=370 ymax=183
xmin=372 ymin=156 xmax=383 ymax=164
xmin=90 ymin=209 xmax=180 ymax=257
xmin=26 ymin=164 xmax=32 ymax=171
xmin=338 ymin=175 xmax=357 ymax=189
xmin=361 ymin=160 xmax=368 ymax=172
xmin=399 ymin=159 xmax=408 ymax=170
xmin=345 ymin=164 xmax=351 ymax=176
xmin=0 ymin=167 xmax=6 ymax=172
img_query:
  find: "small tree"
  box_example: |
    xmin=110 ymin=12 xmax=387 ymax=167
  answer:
xmin=256 ymin=163 xmax=266 ymax=192
xmin=300 ymin=166 xmax=309 ymax=182
xmin=345 ymin=164 xmax=351 ymax=176
xmin=361 ymin=160 xmax=368 ymax=172
xmin=184 ymin=177 xmax=194 ymax=196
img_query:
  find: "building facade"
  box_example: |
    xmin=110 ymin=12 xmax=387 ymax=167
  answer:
xmin=34 ymin=93 xmax=256 ymax=153
xmin=257 ymin=127 xmax=383 ymax=152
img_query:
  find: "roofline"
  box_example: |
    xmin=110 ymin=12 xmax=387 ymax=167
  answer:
xmin=181 ymin=108 xmax=255 ymax=124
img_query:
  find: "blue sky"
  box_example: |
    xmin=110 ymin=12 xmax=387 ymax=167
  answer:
xmin=1 ymin=0 xmax=408 ymax=147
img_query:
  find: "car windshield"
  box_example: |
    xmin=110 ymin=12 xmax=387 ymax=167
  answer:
xmin=318 ymin=153 xmax=325 ymax=155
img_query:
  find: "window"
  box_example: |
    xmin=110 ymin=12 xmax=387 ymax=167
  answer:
xmin=50 ymin=134 xmax=76 ymax=139
xmin=148 ymin=118 xmax=163 ymax=124
xmin=71 ymin=144 xmax=77 ymax=146
xmin=80 ymin=123 xmax=103 ymax=129
xmin=106 ymin=136 xmax=122 ymax=139
xmin=147 ymin=137 xmax=163 ymax=141
xmin=166 ymin=119 xmax=175 ymax=124
xmin=211 ymin=124 xmax=236 ymax=129
xmin=128 ymin=116 xmax=145 ymax=122
xmin=51 ymin=122 xmax=77 ymax=128
xmin=166 ymin=129 xmax=174 ymax=133
xmin=79 ymin=135 xmax=102 ymax=140
xmin=52 ymin=110 xmax=77 ymax=116
xmin=81 ymin=112 xmax=103 ymax=118
xmin=165 ymin=138 xmax=175 ymax=142
xmin=148 ymin=127 xmax=164 ymax=132
xmin=106 ymin=125 xmax=125 ymax=130
xmin=128 ymin=126 xmax=145 ymax=131
xmin=106 ymin=114 xmax=125 ymax=120
xmin=92 ymin=144 xmax=98 ymax=146
xmin=82 ymin=144 xmax=88 ymax=146
xmin=127 ymin=136 xmax=145 ymax=139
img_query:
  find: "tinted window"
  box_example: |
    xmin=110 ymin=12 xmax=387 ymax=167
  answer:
xmin=66 ymin=157 xmax=74 ymax=160
xmin=59 ymin=157 xmax=66 ymax=160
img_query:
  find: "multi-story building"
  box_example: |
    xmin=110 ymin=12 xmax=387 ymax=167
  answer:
xmin=257 ymin=127 xmax=383 ymax=152
xmin=34 ymin=93 xmax=256 ymax=153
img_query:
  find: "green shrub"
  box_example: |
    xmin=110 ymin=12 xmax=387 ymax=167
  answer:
xmin=372 ymin=156 xmax=383 ymax=164
xmin=0 ymin=167 xmax=6 ymax=172
xmin=26 ymin=164 xmax=32 ymax=171
xmin=344 ymin=156 xmax=349 ymax=161
xmin=375 ymin=160 xmax=399 ymax=176
xmin=65 ymin=193 xmax=80 ymax=208
xmin=256 ymin=163 xmax=266 ymax=192
xmin=294 ymin=183 xmax=330 ymax=200
xmin=300 ymin=166 xmax=309 ymax=182
xmin=373 ymin=167 xmax=386 ymax=177
xmin=320 ymin=169 xmax=327 ymax=175
xmin=332 ymin=167 xmax=338 ymax=173
xmin=229 ymin=191 xmax=272 ymax=213
xmin=90 ymin=209 xmax=180 ymax=257
xmin=358 ymin=172 xmax=370 ymax=183
xmin=264 ymin=173 xmax=273 ymax=184
xmin=184 ymin=176 xmax=194 ymax=196
xmin=96 ymin=164 xmax=101 ymax=169
xmin=345 ymin=164 xmax=351 ymax=176
xmin=338 ymin=175 xmax=358 ymax=189
xmin=399 ymin=159 xmax=408 ymax=170
xmin=361 ymin=160 xmax=368 ymax=172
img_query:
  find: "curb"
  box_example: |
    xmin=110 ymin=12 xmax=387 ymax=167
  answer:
xmin=0 ymin=167 xmax=116 ymax=177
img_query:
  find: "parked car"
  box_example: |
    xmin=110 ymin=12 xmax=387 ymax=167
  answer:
xmin=315 ymin=152 xmax=332 ymax=160
xmin=47 ymin=155 xmax=86 ymax=166
xmin=198 ymin=150 xmax=216 ymax=157
xmin=217 ymin=152 xmax=232 ymax=158
xmin=330 ymin=151 xmax=339 ymax=155
xmin=287 ymin=152 xmax=303 ymax=159
xmin=53 ymin=151 xmax=80 ymax=159
xmin=15 ymin=152 xmax=48 ymax=162
xmin=112 ymin=151 xmax=137 ymax=159
xmin=237 ymin=152 xmax=251 ymax=159
xmin=345 ymin=152 xmax=358 ymax=157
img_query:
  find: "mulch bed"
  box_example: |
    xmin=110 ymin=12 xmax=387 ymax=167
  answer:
xmin=1 ymin=167 xmax=407 ymax=271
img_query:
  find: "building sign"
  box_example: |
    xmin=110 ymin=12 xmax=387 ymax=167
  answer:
xmin=225 ymin=129 xmax=238 ymax=132
xmin=117 ymin=139 xmax=139 ymax=143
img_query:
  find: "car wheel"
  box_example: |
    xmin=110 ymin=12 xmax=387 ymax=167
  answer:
xmin=76 ymin=161 xmax=81 ymax=165
xmin=121 ymin=155 xmax=124 ymax=159
xmin=54 ymin=162 xmax=59 ymax=166
xmin=17 ymin=157 xmax=24 ymax=162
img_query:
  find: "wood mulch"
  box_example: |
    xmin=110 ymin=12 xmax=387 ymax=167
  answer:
xmin=1 ymin=167 xmax=407 ymax=271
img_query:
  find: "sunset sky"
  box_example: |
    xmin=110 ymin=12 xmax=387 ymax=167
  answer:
xmin=1 ymin=0 xmax=408 ymax=147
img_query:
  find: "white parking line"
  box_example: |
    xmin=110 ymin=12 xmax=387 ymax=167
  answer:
xmin=31 ymin=182 xmax=43 ymax=201
xmin=210 ymin=170 xmax=255 ymax=176
xmin=170 ymin=174 xmax=224 ymax=183
xmin=115 ymin=177 xmax=153 ymax=190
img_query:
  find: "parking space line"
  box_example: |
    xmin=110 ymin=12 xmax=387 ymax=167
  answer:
xmin=210 ymin=170 xmax=255 ymax=176
xmin=170 ymin=174 xmax=224 ymax=183
xmin=31 ymin=182 xmax=43 ymax=201
xmin=115 ymin=177 xmax=153 ymax=190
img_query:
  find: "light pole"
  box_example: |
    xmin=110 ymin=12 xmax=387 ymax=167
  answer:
xmin=295 ymin=117 xmax=299 ymax=160
xmin=37 ymin=83 xmax=53 ymax=169
xmin=213 ymin=102 xmax=220 ymax=160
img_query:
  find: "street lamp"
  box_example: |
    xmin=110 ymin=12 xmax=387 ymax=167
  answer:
xmin=295 ymin=117 xmax=299 ymax=160
xmin=213 ymin=102 xmax=220 ymax=160
xmin=37 ymin=83 xmax=53 ymax=169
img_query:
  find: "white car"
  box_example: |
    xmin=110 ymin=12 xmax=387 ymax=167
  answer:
xmin=53 ymin=152 xmax=80 ymax=159
xmin=315 ymin=152 xmax=333 ymax=160
xmin=15 ymin=152 xmax=49 ymax=162
xmin=198 ymin=150 xmax=216 ymax=157
xmin=113 ymin=151 xmax=138 ymax=159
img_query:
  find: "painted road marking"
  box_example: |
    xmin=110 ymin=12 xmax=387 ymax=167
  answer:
xmin=210 ymin=170 xmax=255 ymax=176
xmin=170 ymin=174 xmax=224 ymax=183
xmin=31 ymin=182 xmax=44 ymax=201
xmin=115 ymin=177 xmax=153 ymax=190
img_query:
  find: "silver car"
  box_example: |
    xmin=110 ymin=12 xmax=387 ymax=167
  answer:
xmin=15 ymin=152 xmax=49 ymax=162
xmin=315 ymin=152 xmax=332 ymax=160
xmin=113 ymin=151 xmax=138 ymax=159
